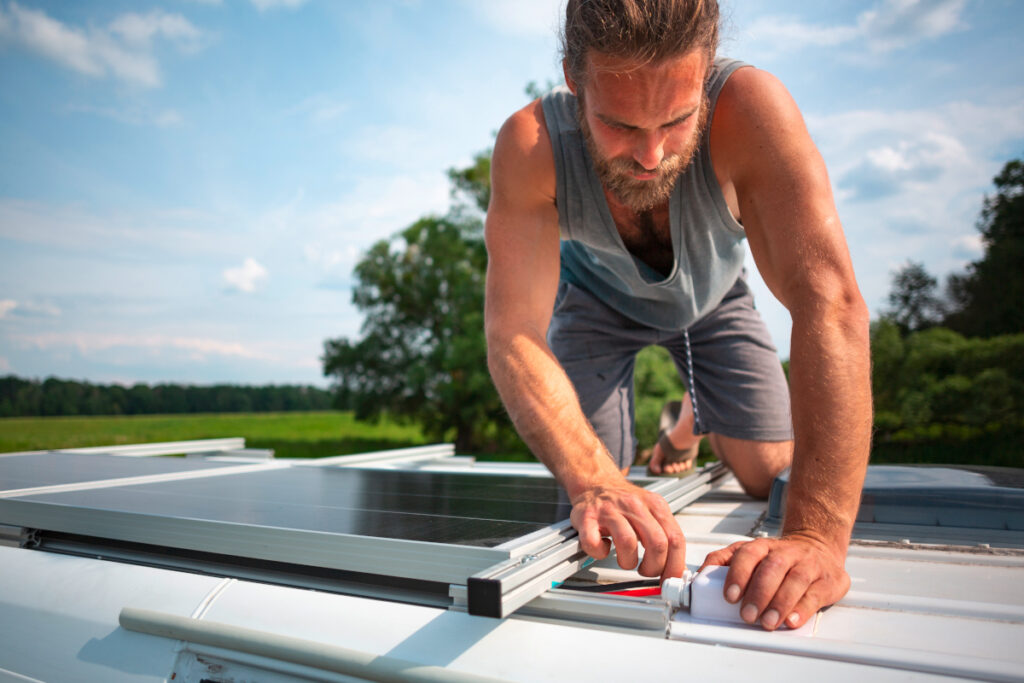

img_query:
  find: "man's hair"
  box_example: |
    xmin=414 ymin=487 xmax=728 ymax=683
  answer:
xmin=561 ymin=0 xmax=720 ymax=88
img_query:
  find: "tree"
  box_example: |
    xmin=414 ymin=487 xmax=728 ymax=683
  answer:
xmin=883 ymin=261 xmax=943 ymax=334
xmin=322 ymin=156 xmax=521 ymax=453
xmin=944 ymin=159 xmax=1024 ymax=337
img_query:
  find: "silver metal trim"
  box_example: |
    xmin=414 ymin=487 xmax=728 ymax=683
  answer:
xmin=450 ymin=585 xmax=670 ymax=634
xmin=0 ymin=499 xmax=510 ymax=584
xmin=291 ymin=444 xmax=456 ymax=467
xmin=464 ymin=462 xmax=730 ymax=618
xmin=52 ymin=438 xmax=247 ymax=457
xmin=0 ymin=461 xmax=290 ymax=499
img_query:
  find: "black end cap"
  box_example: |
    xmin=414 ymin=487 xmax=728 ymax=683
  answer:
xmin=467 ymin=577 xmax=503 ymax=618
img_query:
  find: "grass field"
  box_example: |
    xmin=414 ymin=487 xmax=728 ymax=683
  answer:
xmin=0 ymin=411 xmax=432 ymax=459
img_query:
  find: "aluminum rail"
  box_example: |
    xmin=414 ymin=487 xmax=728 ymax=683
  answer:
xmin=464 ymin=462 xmax=730 ymax=618
xmin=119 ymin=608 xmax=507 ymax=683
xmin=52 ymin=438 xmax=247 ymax=457
xmin=291 ymin=444 xmax=456 ymax=467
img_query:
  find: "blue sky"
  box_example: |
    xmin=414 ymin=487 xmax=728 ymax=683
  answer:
xmin=1 ymin=0 xmax=1022 ymax=387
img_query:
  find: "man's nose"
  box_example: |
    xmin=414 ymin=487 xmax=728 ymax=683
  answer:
xmin=633 ymin=130 xmax=665 ymax=171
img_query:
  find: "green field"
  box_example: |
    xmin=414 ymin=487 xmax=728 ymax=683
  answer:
xmin=0 ymin=411 xmax=432 ymax=459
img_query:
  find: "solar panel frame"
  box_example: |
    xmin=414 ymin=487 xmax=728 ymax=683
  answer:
xmin=0 ymin=458 xmax=576 ymax=584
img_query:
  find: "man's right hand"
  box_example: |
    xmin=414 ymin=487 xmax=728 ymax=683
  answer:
xmin=569 ymin=479 xmax=687 ymax=583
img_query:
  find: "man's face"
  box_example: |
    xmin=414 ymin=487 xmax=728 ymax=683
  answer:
xmin=571 ymin=50 xmax=709 ymax=212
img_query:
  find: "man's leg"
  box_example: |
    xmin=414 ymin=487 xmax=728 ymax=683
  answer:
xmin=657 ymin=394 xmax=792 ymax=495
xmin=660 ymin=274 xmax=794 ymax=497
xmin=707 ymin=434 xmax=793 ymax=499
xmin=547 ymin=281 xmax=655 ymax=472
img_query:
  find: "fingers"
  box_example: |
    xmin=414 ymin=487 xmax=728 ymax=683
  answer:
xmin=699 ymin=541 xmax=743 ymax=570
xmin=711 ymin=537 xmax=851 ymax=630
xmin=644 ymin=494 xmax=687 ymax=582
xmin=749 ymin=559 xmax=814 ymax=630
xmin=569 ymin=485 xmax=687 ymax=579
xmin=722 ymin=539 xmax=771 ymax=609
xmin=571 ymin=507 xmax=611 ymax=561
xmin=779 ymin=579 xmax=828 ymax=630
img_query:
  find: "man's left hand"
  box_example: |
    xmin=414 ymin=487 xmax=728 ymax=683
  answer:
xmin=700 ymin=534 xmax=850 ymax=630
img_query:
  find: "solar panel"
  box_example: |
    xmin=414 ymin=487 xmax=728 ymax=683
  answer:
xmin=0 ymin=443 xmax=726 ymax=617
xmin=0 ymin=452 xmax=243 ymax=493
xmin=7 ymin=467 xmax=571 ymax=546
xmin=0 ymin=462 xmax=577 ymax=584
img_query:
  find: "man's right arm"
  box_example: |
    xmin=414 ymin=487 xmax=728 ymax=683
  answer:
xmin=484 ymin=101 xmax=685 ymax=581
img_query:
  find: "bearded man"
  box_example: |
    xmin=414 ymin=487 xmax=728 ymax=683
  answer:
xmin=484 ymin=0 xmax=871 ymax=630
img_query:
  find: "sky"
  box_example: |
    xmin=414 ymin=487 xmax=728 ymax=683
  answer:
xmin=0 ymin=0 xmax=1022 ymax=388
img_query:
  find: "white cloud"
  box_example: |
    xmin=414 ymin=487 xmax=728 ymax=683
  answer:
xmin=804 ymin=96 xmax=1024 ymax=314
xmin=251 ymin=0 xmax=307 ymax=11
xmin=0 ymin=357 xmax=9 ymax=372
xmin=14 ymin=331 xmax=272 ymax=361
xmin=463 ymin=0 xmax=563 ymax=39
xmin=285 ymin=93 xmax=350 ymax=124
xmin=0 ymin=3 xmax=204 ymax=87
xmin=68 ymin=103 xmax=184 ymax=127
xmin=0 ymin=199 xmax=235 ymax=257
xmin=222 ymin=257 xmax=268 ymax=293
xmin=154 ymin=109 xmax=184 ymax=127
xmin=951 ymin=233 xmax=984 ymax=260
xmin=0 ymin=300 xmax=61 ymax=318
xmin=858 ymin=0 xmax=967 ymax=52
xmin=742 ymin=0 xmax=967 ymax=55
xmin=109 ymin=10 xmax=203 ymax=51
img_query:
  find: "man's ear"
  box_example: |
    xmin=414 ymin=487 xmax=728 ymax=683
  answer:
xmin=562 ymin=59 xmax=578 ymax=96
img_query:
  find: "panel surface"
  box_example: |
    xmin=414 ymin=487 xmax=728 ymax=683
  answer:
xmin=2 ymin=466 xmax=573 ymax=548
xmin=0 ymin=452 xmax=240 ymax=492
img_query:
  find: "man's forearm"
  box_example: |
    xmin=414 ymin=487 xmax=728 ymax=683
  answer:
xmin=487 ymin=328 xmax=624 ymax=497
xmin=784 ymin=298 xmax=872 ymax=555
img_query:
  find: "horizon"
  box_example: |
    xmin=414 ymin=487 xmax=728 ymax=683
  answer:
xmin=1 ymin=0 xmax=1022 ymax=387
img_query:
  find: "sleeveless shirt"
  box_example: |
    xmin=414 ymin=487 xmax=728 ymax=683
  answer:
xmin=540 ymin=57 xmax=750 ymax=331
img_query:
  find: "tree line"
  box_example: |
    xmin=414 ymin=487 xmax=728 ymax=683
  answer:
xmin=871 ymin=159 xmax=1023 ymax=466
xmin=0 ymin=375 xmax=334 ymax=418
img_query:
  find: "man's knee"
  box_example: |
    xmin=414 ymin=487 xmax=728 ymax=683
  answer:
xmin=708 ymin=434 xmax=793 ymax=499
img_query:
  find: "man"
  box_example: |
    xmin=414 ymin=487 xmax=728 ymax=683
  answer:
xmin=484 ymin=0 xmax=871 ymax=631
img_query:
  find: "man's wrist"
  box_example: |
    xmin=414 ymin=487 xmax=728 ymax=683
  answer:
xmin=560 ymin=448 xmax=626 ymax=501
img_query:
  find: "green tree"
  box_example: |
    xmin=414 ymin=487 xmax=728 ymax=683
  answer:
xmin=944 ymin=159 xmax=1024 ymax=337
xmin=883 ymin=261 xmax=942 ymax=334
xmin=322 ymin=151 xmax=522 ymax=454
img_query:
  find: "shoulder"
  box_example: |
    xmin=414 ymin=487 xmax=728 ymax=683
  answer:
xmin=711 ymin=66 xmax=820 ymax=189
xmin=491 ymin=99 xmax=557 ymax=206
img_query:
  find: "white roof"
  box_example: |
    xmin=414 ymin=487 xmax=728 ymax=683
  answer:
xmin=0 ymin=444 xmax=1021 ymax=682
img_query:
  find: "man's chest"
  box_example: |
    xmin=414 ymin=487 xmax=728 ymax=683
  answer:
xmin=604 ymin=194 xmax=674 ymax=277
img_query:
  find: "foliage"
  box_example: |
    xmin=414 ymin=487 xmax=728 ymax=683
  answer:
xmin=322 ymin=212 xmax=519 ymax=454
xmin=869 ymin=319 xmax=1024 ymax=467
xmin=633 ymin=346 xmax=687 ymax=449
xmin=446 ymin=150 xmax=491 ymax=214
xmin=943 ymin=159 xmax=1024 ymax=337
xmin=883 ymin=261 xmax=943 ymax=334
xmin=0 ymin=375 xmax=332 ymax=418
xmin=0 ymin=411 xmax=426 ymax=458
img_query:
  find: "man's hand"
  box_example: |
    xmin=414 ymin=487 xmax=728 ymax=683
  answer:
xmin=701 ymin=534 xmax=850 ymax=630
xmin=570 ymin=480 xmax=686 ymax=583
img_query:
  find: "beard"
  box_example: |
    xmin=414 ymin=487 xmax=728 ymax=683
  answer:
xmin=577 ymin=91 xmax=709 ymax=212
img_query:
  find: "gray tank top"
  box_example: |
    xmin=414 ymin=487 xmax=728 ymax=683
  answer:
xmin=541 ymin=57 xmax=750 ymax=331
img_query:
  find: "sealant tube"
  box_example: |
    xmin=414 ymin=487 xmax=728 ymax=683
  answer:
xmin=662 ymin=565 xmax=745 ymax=624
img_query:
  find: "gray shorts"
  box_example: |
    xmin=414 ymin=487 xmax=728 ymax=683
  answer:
xmin=548 ymin=274 xmax=793 ymax=469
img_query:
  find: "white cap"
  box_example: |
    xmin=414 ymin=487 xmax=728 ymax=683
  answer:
xmin=660 ymin=569 xmax=694 ymax=608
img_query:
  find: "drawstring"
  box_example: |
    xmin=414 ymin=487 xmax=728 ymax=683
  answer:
xmin=683 ymin=329 xmax=704 ymax=434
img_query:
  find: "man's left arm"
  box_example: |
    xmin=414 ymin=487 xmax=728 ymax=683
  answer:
xmin=702 ymin=67 xmax=872 ymax=631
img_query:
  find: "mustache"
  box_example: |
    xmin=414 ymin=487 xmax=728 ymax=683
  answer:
xmin=603 ymin=154 xmax=683 ymax=176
